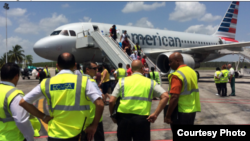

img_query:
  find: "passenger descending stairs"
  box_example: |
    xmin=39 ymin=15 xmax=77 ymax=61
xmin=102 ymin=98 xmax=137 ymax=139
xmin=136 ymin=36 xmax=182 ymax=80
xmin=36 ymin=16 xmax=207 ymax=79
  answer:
xmin=90 ymin=31 xmax=133 ymax=70
xmin=127 ymin=38 xmax=163 ymax=85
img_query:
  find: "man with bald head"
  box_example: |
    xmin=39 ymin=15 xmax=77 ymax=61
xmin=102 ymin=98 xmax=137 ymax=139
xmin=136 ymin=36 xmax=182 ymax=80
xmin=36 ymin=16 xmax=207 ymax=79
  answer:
xmin=164 ymin=52 xmax=201 ymax=132
xmin=19 ymin=52 xmax=104 ymax=141
xmin=227 ymin=64 xmax=236 ymax=96
xmin=109 ymin=60 xmax=169 ymax=141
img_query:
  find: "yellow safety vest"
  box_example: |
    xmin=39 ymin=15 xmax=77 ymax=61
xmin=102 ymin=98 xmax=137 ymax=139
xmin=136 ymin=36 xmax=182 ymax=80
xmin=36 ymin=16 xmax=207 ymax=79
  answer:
xmin=88 ymin=79 xmax=103 ymax=124
xmin=168 ymin=66 xmax=201 ymax=113
xmin=116 ymin=68 xmax=126 ymax=80
xmin=117 ymin=73 xmax=156 ymax=116
xmin=214 ymin=71 xmax=221 ymax=84
xmin=80 ymin=70 xmax=84 ymax=75
xmin=149 ymin=71 xmax=161 ymax=85
xmin=221 ymin=69 xmax=229 ymax=83
xmin=40 ymin=74 xmax=91 ymax=139
xmin=134 ymin=45 xmax=141 ymax=53
xmin=0 ymin=84 xmax=41 ymax=140
xmin=44 ymin=68 xmax=50 ymax=77
xmin=56 ymin=68 xmax=59 ymax=73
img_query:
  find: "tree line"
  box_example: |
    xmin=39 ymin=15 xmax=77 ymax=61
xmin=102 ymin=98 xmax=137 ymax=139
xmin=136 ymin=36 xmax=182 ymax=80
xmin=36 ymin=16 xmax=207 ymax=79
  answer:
xmin=200 ymin=61 xmax=250 ymax=68
xmin=0 ymin=45 xmax=33 ymax=68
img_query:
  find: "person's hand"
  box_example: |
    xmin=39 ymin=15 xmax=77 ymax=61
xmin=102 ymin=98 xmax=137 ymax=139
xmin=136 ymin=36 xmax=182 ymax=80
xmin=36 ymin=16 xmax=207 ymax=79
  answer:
xmin=84 ymin=124 xmax=97 ymax=141
xmin=229 ymin=80 xmax=231 ymax=83
xmin=98 ymin=83 xmax=101 ymax=87
xmin=42 ymin=115 xmax=53 ymax=124
xmin=164 ymin=116 xmax=172 ymax=124
xmin=147 ymin=113 xmax=157 ymax=123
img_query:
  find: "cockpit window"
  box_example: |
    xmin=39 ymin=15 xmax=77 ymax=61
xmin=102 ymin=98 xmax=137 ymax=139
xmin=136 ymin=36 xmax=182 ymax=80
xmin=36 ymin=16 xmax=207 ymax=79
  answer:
xmin=50 ymin=30 xmax=61 ymax=36
xmin=69 ymin=30 xmax=76 ymax=36
xmin=60 ymin=30 xmax=69 ymax=36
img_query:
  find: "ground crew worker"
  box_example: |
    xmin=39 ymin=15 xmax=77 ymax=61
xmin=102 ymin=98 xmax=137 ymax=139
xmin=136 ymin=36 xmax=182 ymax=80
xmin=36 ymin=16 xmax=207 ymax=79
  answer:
xmin=109 ymin=60 xmax=169 ymax=141
xmin=227 ymin=64 xmax=236 ymax=96
xmin=114 ymin=63 xmax=126 ymax=81
xmin=55 ymin=68 xmax=59 ymax=75
xmin=220 ymin=65 xmax=229 ymax=96
xmin=19 ymin=53 xmax=104 ymax=141
xmin=44 ymin=65 xmax=51 ymax=78
xmin=164 ymin=52 xmax=201 ymax=134
xmin=0 ymin=63 xmax=35 ymax=141
xmin=214 ymin=67 xmax=222 ymax=96
xmin=83 ymin=61 xmax=105 ymax=141
xmin=149 ymin=67 xmax=161 ymax=85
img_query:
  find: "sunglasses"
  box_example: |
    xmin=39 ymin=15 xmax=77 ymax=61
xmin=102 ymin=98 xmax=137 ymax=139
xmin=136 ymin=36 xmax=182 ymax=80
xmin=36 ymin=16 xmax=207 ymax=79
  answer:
xmin=89 ymin=67 xmax=98 ymax=70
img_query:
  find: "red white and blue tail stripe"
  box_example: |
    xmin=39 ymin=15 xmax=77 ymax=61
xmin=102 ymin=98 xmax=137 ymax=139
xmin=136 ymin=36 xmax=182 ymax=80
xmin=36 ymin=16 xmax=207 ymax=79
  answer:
xmin=213 ymin=1 xmax=239 ymax=42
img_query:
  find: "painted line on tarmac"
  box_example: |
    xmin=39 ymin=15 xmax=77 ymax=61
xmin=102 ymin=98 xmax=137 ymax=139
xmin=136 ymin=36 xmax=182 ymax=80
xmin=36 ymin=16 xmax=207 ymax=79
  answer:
xmin=200 ymin=101 xmax=250 ymax=104
xmin=38 ymin=99 xmax=48 ymax=131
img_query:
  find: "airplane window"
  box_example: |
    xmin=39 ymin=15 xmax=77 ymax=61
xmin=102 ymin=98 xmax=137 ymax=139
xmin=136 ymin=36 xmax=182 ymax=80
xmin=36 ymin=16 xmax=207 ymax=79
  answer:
xmin=193 ymin=41 xmax=195 ymax=44
xmin=198 ymin=42 xmax=200 ymax=44
xmin=184 ymin=41 xmax=186 ymax=43
xmin=50 ymin=30 xmax=61 ymax=36
xmin=69 ymin=30 xmax=76 ymax=36
xmin=187 ymin=41 xmax=189 ymax=43
xmin=181 ymin=40 xmax=183 ymax=43
xmin=60 ymin=30 xmax=69 ymax=36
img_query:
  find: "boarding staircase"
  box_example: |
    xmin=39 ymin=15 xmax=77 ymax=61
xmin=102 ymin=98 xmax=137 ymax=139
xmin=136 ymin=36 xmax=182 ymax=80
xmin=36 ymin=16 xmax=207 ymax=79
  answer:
xmin=238 ymin=48 xmax=250 ymax=61
xmin=90 ymin=31 xmax=132 ymax=70
xmin=127 ymin=38 xmax=163 ymax=84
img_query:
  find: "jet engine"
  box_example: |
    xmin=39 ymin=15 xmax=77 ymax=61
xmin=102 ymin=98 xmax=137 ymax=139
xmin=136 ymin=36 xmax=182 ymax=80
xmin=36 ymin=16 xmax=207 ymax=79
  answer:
xmin=156 ymin=53 xmax=195 ymax=73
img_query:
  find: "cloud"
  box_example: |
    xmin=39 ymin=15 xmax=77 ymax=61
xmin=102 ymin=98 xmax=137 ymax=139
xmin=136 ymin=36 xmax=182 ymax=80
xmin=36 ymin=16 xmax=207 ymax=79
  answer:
xmin=164 ymin=27 xmax=168 ymax=30
xmin=126 ymin=23 xmax=133 ymax=26
xmin=0 ymin=16 xmax=12 ymax=26
xmin=62 ymin=4 xmax=69 ymax=8
xmin=0 ymin=36 xmax=34 ymax=52
xmin=169 ymin=2 xmax=206 ymax=22
xmin=15 ymin=22 xmax=39 ymax=34
xmin=185 ymin=24 xmax=219 ymax=35
xmin=122 ymin=2 xmax=165 ymax=13
xmin=7 ymin=8 xmax=27 ymax=17
xmin=39 ymin=13 xmax=68 ymax=34
xmin=135 ymin=17 xmax=154 ymax=28
xmin=80 ymin=16 xmax=91 ymax=22
xmin=199 ymin=13 xmax=222 ymax=22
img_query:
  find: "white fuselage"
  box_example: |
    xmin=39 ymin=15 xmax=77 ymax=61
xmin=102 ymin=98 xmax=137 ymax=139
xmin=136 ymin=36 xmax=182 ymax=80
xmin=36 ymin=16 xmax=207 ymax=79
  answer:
xmin=34 ymin=22 xmax=225 ymax=64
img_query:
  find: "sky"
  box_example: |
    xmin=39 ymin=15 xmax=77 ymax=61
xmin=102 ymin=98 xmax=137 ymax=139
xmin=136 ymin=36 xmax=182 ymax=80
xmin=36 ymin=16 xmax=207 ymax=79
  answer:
xmin=0 ymin=1 xmax=250 ymax=63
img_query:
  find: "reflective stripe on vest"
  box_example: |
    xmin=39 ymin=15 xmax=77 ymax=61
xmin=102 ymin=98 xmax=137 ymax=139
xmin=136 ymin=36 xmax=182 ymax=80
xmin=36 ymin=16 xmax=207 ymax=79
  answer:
xmin=120 ymin=77 xmax=154 ymax=102
xmin=214 ymin=71 xmax=221 ymax=83
xmin=149 ymin=71 xmax=160 ymax=84
xmin=117 ymin=68 xmax=126 ymax=79
xmin=0 ymin=88 xmax=16 ymax=123
xmin=44 ymin=76 xmax=90 ymax=112
xmin=44 ymin=69 xmax=50 ymax=77
xmin=80 ymin=70 xmax=84 ymax=75
xmin=168 ymin=70 xmax=199 ymax=95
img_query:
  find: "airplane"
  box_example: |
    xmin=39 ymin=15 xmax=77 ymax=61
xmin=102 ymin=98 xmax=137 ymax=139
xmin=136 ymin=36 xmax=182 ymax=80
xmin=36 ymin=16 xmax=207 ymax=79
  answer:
xmin=34 ymin=1 xmax=250 ymax=78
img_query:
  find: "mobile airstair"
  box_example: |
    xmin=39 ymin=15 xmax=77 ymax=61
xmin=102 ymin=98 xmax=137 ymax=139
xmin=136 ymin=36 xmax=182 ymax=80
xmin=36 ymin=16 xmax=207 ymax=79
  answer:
xmin=90 ymin=31 xmax=133 ymax=70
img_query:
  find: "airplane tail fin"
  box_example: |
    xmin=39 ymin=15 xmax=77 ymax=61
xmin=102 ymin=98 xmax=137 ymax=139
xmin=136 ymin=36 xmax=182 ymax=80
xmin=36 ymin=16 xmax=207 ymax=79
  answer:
xmin=213 ymin=1 xmax=239 ymax=42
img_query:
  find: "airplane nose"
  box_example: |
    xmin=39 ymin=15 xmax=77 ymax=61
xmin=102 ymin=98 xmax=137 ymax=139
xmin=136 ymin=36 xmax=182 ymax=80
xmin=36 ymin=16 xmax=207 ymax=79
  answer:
xmin=33 ymin=37 xmax=49 ymax=58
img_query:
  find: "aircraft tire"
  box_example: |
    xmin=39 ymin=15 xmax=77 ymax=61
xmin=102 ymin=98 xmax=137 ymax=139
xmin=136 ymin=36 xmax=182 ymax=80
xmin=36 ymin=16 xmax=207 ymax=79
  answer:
xmin=235 ymin=72 xmax=239 ymax=78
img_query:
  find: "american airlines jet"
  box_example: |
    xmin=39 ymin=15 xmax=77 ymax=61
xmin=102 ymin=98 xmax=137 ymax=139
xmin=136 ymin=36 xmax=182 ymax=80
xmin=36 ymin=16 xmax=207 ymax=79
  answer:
xmin=34 ymin=1 xmax=250 ymax=77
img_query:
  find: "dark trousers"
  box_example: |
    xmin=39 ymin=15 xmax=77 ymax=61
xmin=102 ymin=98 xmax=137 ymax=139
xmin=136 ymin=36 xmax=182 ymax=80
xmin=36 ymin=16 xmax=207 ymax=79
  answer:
xmin=48 ymin=134 xmax=81 ymax=141
xmin=117 ymin=113 xmax=150 ymax=141
xmin=221 ymin=83 xmax=227 ymax=96
xmin=83 ymin=122 xmax=105 ymax=141
xmin=230 ymin=77 xmax=236 ymax=95
xmin=215 ymin=83 xmax=222 ymax=95
xmin=170 ymin=112 xmax=196 ymax=135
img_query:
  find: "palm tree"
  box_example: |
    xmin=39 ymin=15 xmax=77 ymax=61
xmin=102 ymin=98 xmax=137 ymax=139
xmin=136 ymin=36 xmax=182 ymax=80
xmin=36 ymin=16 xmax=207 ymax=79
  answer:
xmin=24 ymin=55 xmax=33 ymax=66
xmin=0 ymin=54 xmax=11 ymax=68
xmin=8 ymin=44 xmax=25 ymax=64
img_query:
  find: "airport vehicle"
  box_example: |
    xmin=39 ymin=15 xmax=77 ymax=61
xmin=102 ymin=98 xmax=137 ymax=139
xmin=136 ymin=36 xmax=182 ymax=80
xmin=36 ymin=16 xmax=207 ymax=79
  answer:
xmin=33 ymin=1 xmax=250 ymax=80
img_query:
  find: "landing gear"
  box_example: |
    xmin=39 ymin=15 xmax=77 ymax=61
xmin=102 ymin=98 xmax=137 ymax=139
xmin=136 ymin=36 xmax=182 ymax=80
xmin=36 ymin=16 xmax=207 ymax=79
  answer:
xmin=195 ymin=71 xmax=200 ymax=81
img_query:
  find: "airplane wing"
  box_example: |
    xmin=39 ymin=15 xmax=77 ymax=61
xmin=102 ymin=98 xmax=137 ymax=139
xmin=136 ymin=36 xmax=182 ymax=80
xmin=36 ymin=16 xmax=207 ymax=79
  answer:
xmin=147 ymin=41 xmax=250 ymax=54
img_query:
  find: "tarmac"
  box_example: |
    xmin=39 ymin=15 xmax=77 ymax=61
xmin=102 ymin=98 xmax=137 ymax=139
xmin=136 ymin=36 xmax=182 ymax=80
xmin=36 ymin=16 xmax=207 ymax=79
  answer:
xmin=16 ymin=69 xmax=250 ymax=141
